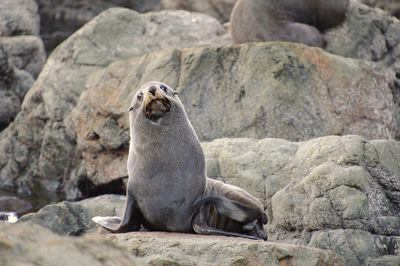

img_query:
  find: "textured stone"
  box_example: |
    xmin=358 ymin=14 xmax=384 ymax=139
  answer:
xmin=361 ymin=0 xmax=400 ymax=18
xmin=36 ymin=0 xmax=233 ymax=54
xmin=0 ymin=222 xmax=142 ymax=265
xmin=104 ymin=231 xmax=343 ymax=266
xmin=0 ymin=43 xmax=34 ymax=131
xmin=20 ymin=195 xmax=125 ymax=235
xmin=19 ymin=135 xmax=400 ymax=265
xmin=163 ymin=0 xmax=237 ymax=22
xmin=0 ymin=0 xmax=40 ymax=36
xmin=0 ymin=36 xmax=46 ymax=78
xmin=73 ymin=42 xmax=396 ymax=184
xmin=201 ymin=136 xmax=400 ymax=265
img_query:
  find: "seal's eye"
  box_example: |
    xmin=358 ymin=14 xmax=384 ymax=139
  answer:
xmin=160 ymin=85 xmax=168 ymax=92
xmin=137 ymin=92 xmax=143 ymax=100
xmin=129 ymin=106 xmax=133 ymax=112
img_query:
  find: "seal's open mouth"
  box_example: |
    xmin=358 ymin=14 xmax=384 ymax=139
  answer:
xmin=144 ymin=98 xmax=171 ymax=121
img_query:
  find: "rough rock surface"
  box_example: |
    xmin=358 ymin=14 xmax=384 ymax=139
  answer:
xmin=0 ymin=0 xmax=40 ymax=36
xmin=325 ymin=1 xmax=400 ymax=138
xmin=0 ymin=223 xmax=142 ymax=265
xmin=0 ymin=36 xmax=46 ymax=78
xmin=0 ymin=196 xmax=34 ymax=216
xmin=361 ymin=0 xmax=400 ymax=18
xmin=73 ymin=42 xmax=396 ymax=185
xmin=35 ymin=0 xmax=235 ymax=54
xmin=202 ymin=135 xmax=400 ymax=265
xmin=0 ymin=44 xmax=34 ymax=132
xmin=105 ymin=231 xmax=343 ymax=266
xmin=20 ymin=194 xmax=125 ymax=235
xmin=0 ymin=8 xmax=229 ymax=207
xmin=0 ymin=0 xmax=45 ymax=130
xmin=20 ymin=195 xmax=343 ymax=266
xmin=20 ymin=135 xmax=400 ymax=265
xmin=163 ymin=0 xmax=237 ymax=22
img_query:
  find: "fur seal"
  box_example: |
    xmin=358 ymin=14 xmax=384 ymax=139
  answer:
xmin=92 ymin=81 xmax=267 ymax=240
xmin=230 ymin=0 xmax=350 ymax=47
xmin=193 ymin=178 xmax=268 ymax=240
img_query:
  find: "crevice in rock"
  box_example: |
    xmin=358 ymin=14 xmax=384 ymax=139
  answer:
xmin=76 ymin=176 xmax=126 ymax=200
xmin=365 ymin=164 xmax=400 ymax=214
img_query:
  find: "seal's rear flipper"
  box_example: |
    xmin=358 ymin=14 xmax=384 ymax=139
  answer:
xmin=192 ymin=196 xmax=258 ymax=223
xmin=92 ymin=216 xmax=122 ymax=231
xmin=192 ymin=222 xmax=262 ymax=240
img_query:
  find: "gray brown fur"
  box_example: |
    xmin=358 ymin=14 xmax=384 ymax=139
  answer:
xmin=92 ymin=81 xmax=267 ymax=240
xmin=230 ymin=0 xmax=350 ymax=47
xmin=192 ymin=178 xmax=267 ymax=240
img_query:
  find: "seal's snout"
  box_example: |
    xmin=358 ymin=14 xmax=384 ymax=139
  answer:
xmin=149 ymin=86 xmax=156 ymax=96
xmin=143 ymin=85 xmax=171 ymax=122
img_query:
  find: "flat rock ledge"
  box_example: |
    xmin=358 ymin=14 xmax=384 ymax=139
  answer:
xmin=101 ymin=230 xmax=343 ymax=266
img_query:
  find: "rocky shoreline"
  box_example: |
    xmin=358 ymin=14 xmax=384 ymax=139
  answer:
xmin=1 ymin=0 xmax=400 ymax=265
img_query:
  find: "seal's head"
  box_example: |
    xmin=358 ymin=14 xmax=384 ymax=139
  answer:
xmin=129 ymin=81 xmax=180 ymax=125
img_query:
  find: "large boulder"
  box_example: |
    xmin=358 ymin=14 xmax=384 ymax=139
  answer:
xmin=19 ymin=194 xmax=125 ymax=235
xmin=202 ymin=135 xmax=400 ymax=265
xmin=0 ymin=0 xmax=40 ymax=36
xmin=0 ymin=223 xmax=142 ymax=265
xmin=0 ymin=8 xmax=229 ymax=208
xmin=73 ymin=42 xmax=396 ymax=185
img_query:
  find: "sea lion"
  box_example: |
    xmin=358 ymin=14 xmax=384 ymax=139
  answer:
xmin=230 ymin=0 xmax=350 ymax=47
xmin=92 ymin=81 xmax=267 ymax=240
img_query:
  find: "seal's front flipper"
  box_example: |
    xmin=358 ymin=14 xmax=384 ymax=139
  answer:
xmin=92 ymin=216 xmax=122 ymax=231
xmin=92 ymin=193 xmax=143 ymax=233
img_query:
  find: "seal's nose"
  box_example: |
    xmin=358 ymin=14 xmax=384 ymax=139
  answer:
xmin=149 ymin=86 xmax=156 ymax=96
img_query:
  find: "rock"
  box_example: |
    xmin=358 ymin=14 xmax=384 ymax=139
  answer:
xmin=36 ymin=0 xmax=234 ymax=54
xmin=0 ymin=0 xmax=45 ymax=130
xmin=309 ymin=230 xmax=400 ymax=266
xmin=36 ymin=0 xmax=142 ymax=54
xmin=0 ymin=89 xmax=20 ymax=130
xmin=0 ymin=222 xmax=142 ymax=265
xmin=20 ymin=195 xmax=125 ymax=235
xmin=104 ymin=231 xmax=343 ymax=265
xmin=0 ymin=8 xmax=229 ymax=208
xmin=163 ymin=0 xmax=237 ymax=22
xmin=325 ymin=1 xmax=394 ymax=61
xmin=0 ymin=43 xmax=34 ymax=131
xmin=0 ymin=196 xmax=34 ymax=216
xmin=324 ymin=1 xmax=400 ymax=138
xmin=19 ymin=135 xmax=400 ymax=264
xmin=361 ymin=0 xmax=400 ymax=18
xmin=200 ymin=135 xmax=400 ymax=265
xmin=0 ymin=36 xmax=46 ymax=78
xmin=0 ymin=0 xmax=40 ymax=36
xmin=73 ymin=42 xmax=396 ymax=184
